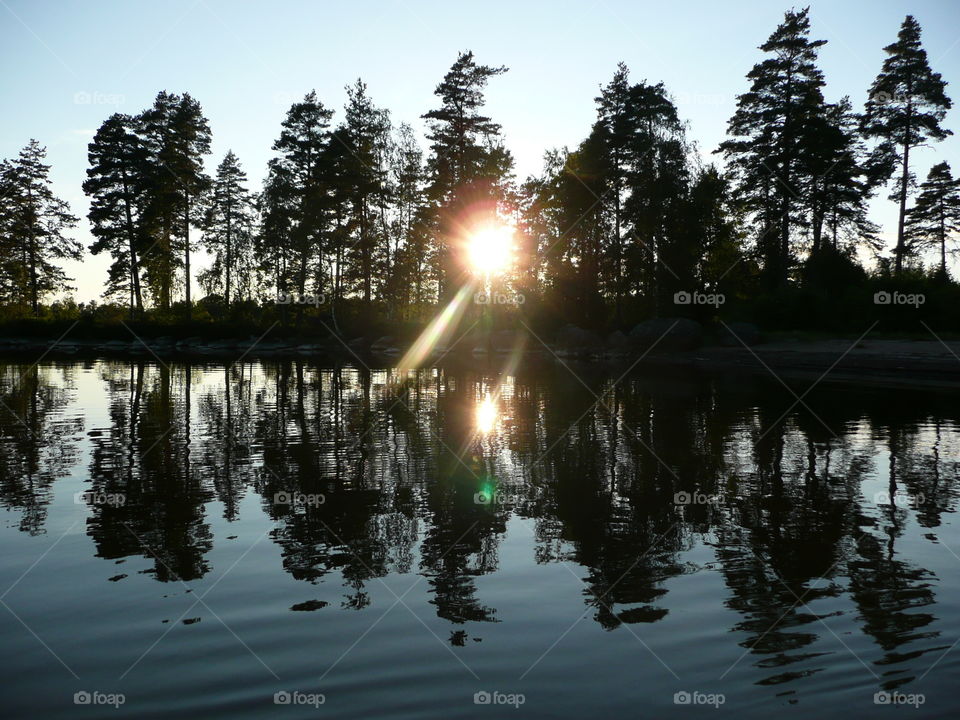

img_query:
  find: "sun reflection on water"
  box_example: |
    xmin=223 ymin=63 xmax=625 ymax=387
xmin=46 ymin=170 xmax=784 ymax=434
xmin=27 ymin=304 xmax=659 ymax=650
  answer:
xmin=476 ymin=395 xmax=498 ymax=434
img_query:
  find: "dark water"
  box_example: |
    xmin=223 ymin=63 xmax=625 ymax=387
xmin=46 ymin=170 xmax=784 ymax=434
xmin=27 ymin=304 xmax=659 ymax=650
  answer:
xmin=1 ymin=357 xmax=959 ymax=718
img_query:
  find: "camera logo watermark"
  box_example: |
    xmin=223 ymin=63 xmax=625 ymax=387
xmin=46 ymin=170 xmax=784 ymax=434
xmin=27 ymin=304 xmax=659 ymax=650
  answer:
xmin=473 ymin=690 xmax=525 ymax=708
xmin=274 ymin=691 xmax=325 ymax=708
xmin=274 ymin=491 xmax=326 ymax=507
xmin=74 ymin=691 xmax=125 ymax=708
xmin=74 ymin=91 xmax=125 ymax=106
xmin=74 ymin=491 xmax=126 ymax=507
xmin=674 ymin=290 xmax=725 ymax=308
xmin=873 ymin=291 xmax=924 ymax=308
xmin=874 ymin=691 xmax=924 ymax=708
xmin=474 ymin=291 xmax=525 ymax=306
xmin=869 ymin=91 xmax=928 ymax=107
xmin=873 ymin=491 xmax=925 ymax=508
xmin=474 ymin=490 xmax=534 ymax=506
xmin=276 ymin=292 xmax=326 ymax=306
xmin=674 ymin=491 xmax=719 ymax=506
xmin=673 ymin=691 xmax=725 ymax=708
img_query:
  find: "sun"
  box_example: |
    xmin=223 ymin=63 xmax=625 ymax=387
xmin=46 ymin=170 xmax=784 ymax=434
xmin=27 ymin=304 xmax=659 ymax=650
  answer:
xmin=467 ymin=225 xmax=514 ymax=276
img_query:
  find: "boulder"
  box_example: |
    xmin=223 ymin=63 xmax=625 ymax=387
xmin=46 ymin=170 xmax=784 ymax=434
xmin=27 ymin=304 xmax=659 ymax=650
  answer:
xmin=628 ymin=318 xmax=703 ymax=352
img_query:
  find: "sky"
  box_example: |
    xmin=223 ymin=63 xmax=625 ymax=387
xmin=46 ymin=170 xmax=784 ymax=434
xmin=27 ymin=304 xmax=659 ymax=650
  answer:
xmin=2 ymin=0 xmax=959 ymax=303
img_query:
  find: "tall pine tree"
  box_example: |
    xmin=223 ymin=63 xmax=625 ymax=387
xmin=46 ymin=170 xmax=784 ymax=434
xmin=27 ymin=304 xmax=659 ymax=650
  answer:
xmin=84 ymin=113 xmax=150 ymax=314
xmin=862 ymin=15 xmax=952 ymax=274
xmin=718 ymin=7 xmax=828 ymax=287
xmin=422 ymin=51 xmax=512 ymax=299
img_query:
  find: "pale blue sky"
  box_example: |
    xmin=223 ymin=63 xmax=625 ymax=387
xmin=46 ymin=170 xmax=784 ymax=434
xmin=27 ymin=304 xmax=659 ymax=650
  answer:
xmin=2 ymin=0 xmax=958 ymax=302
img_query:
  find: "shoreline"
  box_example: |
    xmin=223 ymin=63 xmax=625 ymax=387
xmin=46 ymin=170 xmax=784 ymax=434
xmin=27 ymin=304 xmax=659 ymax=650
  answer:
xmin=3 ymin=335 xmax=960 ymax=391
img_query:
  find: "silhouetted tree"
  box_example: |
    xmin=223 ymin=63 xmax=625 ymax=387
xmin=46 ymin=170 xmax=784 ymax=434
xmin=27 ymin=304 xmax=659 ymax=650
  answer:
xmin=422 ymin=51 xmax=512 ymax=299
xmin=200 ymin=150 xmax=256 ymax=305
xmin=0 ymin=140 xmax=80 ymax=314
xmin=84 ymin=113 xmax=150 ymax=314
xmin=718 ymin=7 xmax=828 ymax=287
xmin=862 ymin=15 xmax=953 ymax=275
xmin=906 ymin=161 xmax=960 ymax=276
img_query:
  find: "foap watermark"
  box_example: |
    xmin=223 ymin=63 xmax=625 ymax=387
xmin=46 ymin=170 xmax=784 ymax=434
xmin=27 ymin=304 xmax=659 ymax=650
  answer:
xmin=473 ymin=490 xmax=535 ymax=506
xmin=874 ymin=291 xmax=924 ymax=308
xmin=274 ymin=690 xmax=325 ymax=708
xmin=674 ymin=290 xmax=725 ymax=308
xmin=674 ymin=491 xmax=719 ymax=506
xmin=274 ymin=491 xmax=326 ymax=507
xmin=874 ymin=691 xmax=925 ymax=708
xmin=74 ymin=490 xmax=126 ymax=507
xmin=74 ymin=691 xmax=125 ymax=709
xmin=74 ymin=91 xmax=125 ymax=106
xmin=276 ymin=292 xmax=326 ymax=306
xmin=473 ymin=690 xmax=525 ymax=708
xmin=869 ymin=91 xmax=929 ymax=107
xmin=474 ymin=291 xmax=525 ymax=306
xmin=874 ymin=490 xmax=926 ymax=509
xmin=674 ymin=690 xmax=725 ymax=708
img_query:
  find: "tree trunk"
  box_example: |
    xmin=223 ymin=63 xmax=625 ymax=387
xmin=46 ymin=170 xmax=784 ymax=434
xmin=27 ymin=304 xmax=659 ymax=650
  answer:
xmin=894 ymin=101 xmax=913 ymax=276
xmin=121 ymin=170 xmax=143 ymax=316
xmin=225 ymin=194 xmax=232 ymax=308
xmin=184 ymin=192 xmax=192 ymax=319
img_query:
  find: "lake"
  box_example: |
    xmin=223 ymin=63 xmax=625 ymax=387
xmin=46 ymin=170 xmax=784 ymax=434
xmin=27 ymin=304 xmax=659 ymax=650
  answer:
xmin=1 ymin=357 xmax=958 ymax=718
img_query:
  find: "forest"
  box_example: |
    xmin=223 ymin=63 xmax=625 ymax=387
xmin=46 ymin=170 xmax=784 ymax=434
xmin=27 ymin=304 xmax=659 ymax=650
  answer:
xmin=0 ymin=8 xmax=958 ymax=340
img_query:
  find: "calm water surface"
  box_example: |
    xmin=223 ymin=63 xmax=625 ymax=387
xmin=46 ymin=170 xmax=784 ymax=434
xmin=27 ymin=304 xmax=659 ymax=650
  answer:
xmin=1 ymin=358 xmax=959 ymax=718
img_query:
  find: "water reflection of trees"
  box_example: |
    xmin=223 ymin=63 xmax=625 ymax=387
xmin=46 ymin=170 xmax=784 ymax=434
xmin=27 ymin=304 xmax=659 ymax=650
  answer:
xmin=0 ymin=363 xmax=82 ymax=534
xmin=86 ymin=362 xmax=213 ymax=581
xmin=4 ymin=358 xmax=959 ymax=692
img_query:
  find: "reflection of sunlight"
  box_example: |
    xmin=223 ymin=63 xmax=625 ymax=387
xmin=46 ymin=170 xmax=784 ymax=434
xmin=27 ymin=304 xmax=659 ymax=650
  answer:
xmin=476 ymin=395 xmax=498 ymax=434
xmin=397 ymin=284 xmax=474 ymax=371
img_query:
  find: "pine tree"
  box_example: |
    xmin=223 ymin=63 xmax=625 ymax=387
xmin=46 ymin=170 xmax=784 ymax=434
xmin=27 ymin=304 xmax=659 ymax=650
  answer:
xmin=257 ymin=158 xmax=297 ymax=300
xmin=136 ymin=92 xmax=212 ymax=313
xmin=170 ymin=93 xmax=213 ymax=317
xmin=380 ymin=122 xmax=425 ymax=311
xmin=905 ymin=162 xmax=960 ymax=276
xmin=718 ymin=7 xmax=828 ymax=287
xmin=862 ymin=15 xmax=952 ymax=275
xmin=270 ymin=91 xmax=334 ymax=303
xmin=84 ymin=113 xmax=150 ymax=314
xmin=339 ymin=79 xmax=391 ymax=306
xmin=422 ymin=51 xmax=511 ymax=299
xmin=804 ymin=97 xmax=879 ymax=256
xmin=1 ymin=140 xmax=80 ymax=315
xmin=138 ymin=92 xmax=185 ymax=311
xmin=200 ymin=151 xmax=255 ymax=306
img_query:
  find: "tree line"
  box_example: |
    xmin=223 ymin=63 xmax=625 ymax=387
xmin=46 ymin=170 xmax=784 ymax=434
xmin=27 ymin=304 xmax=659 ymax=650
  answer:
xmin=0 ymin=9 xmax=956 ymax=330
